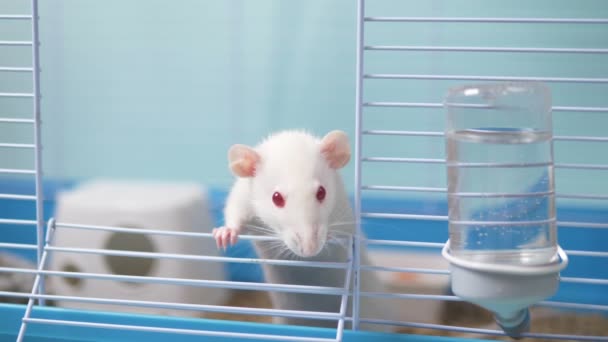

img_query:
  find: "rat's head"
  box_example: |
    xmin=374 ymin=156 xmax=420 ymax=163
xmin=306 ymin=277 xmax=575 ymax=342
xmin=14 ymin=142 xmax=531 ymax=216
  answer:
xmin=227 ymin=130 xmax=350 ymax=258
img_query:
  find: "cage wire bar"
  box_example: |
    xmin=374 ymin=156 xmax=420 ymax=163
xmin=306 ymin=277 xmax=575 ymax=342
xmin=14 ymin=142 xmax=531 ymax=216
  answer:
xmin=15 ymin=219 xmax=353 ymax=341
xmin=354 ymin=0 xmax=608 ymax=341
xmin=14 ymin=222 xmax=353 ymax=341
xmin=0 ymin=0 xmax=45 ymax=339
xmin=0 ymin=4 xmax=43 ymax=230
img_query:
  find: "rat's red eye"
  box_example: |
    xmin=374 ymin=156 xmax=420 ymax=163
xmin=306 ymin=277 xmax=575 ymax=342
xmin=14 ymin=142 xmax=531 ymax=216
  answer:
xmin=272 ymin=192 xmax=285 ymax=208
xmin=316 ymin=186 xmax=326 ymax=203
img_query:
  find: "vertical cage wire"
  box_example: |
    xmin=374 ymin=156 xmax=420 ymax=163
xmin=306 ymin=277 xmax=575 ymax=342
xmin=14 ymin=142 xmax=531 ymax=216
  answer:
xmin=5 ymin=0 xmax=47 ymax=339
xmin=30 ymin=0 xmax=45 ymax=305
xmin=17 ymin=219 xmax=52 ymax=342
xmin=352 ymin=0 xmax=365 ymax=332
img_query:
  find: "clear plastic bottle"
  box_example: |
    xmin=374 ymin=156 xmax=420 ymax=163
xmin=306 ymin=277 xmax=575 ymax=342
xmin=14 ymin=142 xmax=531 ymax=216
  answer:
xmin=445 ymin=82 xmax=559 ymax=267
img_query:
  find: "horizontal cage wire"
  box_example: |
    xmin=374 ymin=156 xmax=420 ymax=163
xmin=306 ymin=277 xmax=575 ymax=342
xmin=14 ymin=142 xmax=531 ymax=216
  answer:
xmin=7 ymin=220 xmax=353 ymax=342
xmin=0 ymin=0 xmax=606 ymax=341
xmin=0 ymin=1 xmax=46 ymax=338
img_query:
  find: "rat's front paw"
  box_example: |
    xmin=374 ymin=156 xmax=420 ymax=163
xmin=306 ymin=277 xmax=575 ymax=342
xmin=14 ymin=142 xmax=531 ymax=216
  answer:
xmin=212 ymin=226 xmax=240 ymax=250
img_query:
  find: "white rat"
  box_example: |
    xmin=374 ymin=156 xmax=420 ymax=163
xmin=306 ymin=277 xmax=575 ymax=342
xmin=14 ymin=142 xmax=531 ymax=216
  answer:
xmin=213 ymin=130 xmax=396 ymax=331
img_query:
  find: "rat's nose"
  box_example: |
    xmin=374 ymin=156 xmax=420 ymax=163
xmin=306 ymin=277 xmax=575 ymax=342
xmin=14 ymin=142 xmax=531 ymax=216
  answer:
xmin=300 ymin=241 xmax=319 ymax=257
xmin=292 ymin=223 xmax=324 ymax=257
xmin=299 ymin=232 xmax=324 ymax=257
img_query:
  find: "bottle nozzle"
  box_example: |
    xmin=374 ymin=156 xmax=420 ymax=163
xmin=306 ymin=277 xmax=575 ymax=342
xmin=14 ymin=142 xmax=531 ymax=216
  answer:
xmin=495 ymin=309 xmax=530 ymax=340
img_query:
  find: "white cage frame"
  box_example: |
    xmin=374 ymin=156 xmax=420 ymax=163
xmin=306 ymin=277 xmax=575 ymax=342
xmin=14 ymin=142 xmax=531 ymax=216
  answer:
xmin=0 ymin=0 xmax=606 ymax=341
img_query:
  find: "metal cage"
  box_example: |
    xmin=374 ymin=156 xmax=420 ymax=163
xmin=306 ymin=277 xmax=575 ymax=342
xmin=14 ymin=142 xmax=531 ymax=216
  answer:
xmin=0 ymin=0 xmax=606 ymax=341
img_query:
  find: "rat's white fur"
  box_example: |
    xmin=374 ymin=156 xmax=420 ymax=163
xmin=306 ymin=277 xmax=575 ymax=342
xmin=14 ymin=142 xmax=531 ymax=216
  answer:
xmin=220 ymin=130 xmax=396 ymax=331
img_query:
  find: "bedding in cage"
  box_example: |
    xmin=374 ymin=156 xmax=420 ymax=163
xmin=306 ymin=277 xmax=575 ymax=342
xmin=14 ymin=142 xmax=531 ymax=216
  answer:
xmin=2 ymin=1 xmax=608 ymax=342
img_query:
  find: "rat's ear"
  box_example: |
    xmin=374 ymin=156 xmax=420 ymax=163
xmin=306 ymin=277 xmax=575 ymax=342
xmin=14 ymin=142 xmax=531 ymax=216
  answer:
xmin=228 ymin=144 xmax=260 ymax=178
xmin=320 ymin=130 xmax=351 ymax=169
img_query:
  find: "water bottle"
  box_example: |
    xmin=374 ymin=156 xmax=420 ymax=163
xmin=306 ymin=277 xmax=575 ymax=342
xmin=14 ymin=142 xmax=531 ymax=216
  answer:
xmin=442 ymin=82 xmax=568 ymax=338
